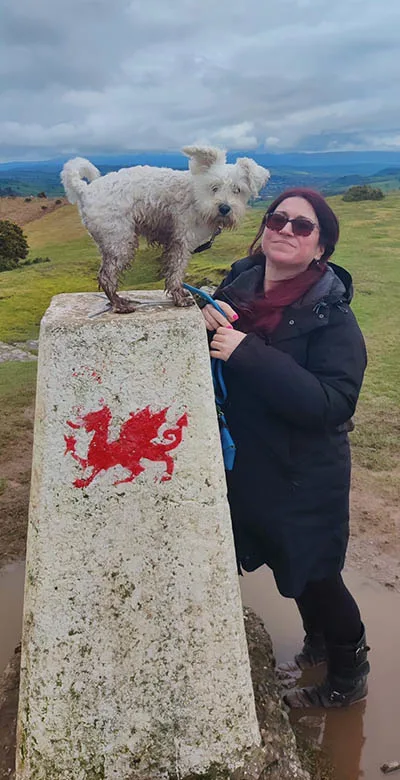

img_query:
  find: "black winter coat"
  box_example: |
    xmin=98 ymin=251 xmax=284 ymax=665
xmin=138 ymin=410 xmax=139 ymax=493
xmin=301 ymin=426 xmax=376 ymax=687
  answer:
xmin=214 ymin=255 xmax=367 ymax=598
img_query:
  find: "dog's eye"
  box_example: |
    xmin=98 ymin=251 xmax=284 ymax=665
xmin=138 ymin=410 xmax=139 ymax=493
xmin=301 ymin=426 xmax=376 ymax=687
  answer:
xmin=232 ymin=185 xmax=241 ymax=194
xmin=211 ymin=185 xmax=219 ymax=193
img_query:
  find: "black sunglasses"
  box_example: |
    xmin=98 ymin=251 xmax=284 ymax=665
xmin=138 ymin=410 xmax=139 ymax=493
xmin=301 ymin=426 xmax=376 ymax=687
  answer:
xmin=265 ymin=211 xmax=318 ymax=237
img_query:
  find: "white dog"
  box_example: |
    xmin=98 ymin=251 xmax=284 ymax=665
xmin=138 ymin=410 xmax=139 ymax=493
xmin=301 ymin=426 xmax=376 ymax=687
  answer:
xmin=61 ymin=146 xmax=270 ymax=312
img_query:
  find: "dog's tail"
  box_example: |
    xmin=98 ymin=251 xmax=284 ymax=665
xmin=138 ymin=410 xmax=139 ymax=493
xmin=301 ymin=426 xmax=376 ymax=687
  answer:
xmin=61 ymin=157 xmax=101 ymax=204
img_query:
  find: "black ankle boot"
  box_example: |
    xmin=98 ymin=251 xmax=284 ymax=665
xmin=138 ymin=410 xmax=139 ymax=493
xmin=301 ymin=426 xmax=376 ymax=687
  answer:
xmin=283 ymin=625 xmax=370 ymax=708
xmin=277 ymin=632 xmax=327 ymax=674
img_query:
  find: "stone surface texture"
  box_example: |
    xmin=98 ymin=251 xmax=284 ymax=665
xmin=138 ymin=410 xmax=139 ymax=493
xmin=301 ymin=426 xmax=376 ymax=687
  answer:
xmin=16 ymin=291 xmax=262 ymax=780
xmin=2 ymin=610 xmax=313 ymax=780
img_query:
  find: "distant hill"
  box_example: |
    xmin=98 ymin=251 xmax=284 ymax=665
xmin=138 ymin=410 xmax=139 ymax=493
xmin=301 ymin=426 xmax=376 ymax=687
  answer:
xmin=371 ymin=167 xmax=400 ymax=177
xmin=326 ymin=174 xmax=365 ymax=187
xmin=1 ymin=150 xmax=400 ymax=198
xmin=324 ymin=167 xmax=400 ymax=196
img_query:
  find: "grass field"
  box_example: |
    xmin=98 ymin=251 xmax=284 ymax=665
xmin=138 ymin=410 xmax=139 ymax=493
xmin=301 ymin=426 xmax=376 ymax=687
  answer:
xmin=328 ymin=194 xmax=400 ymax=470
xmin=0 ymin=361 xmax=37 ymax=456
xmin=0 ymin=193 xmax=399 ymax=471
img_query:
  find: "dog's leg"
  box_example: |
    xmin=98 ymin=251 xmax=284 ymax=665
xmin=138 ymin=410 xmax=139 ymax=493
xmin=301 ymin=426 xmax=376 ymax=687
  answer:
xmin=98 ymin=235 xmax=138 ymax=314
xmin=162 ymin=240 xmax=193 ymax=307
xmin=98 ymin=258 xmax=136 ymax=313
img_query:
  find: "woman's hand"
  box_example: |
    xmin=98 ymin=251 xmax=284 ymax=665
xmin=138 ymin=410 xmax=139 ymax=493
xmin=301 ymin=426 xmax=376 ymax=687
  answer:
xmin=210 ymin=327 xmax=247 ymax=361
xmin=202 ymin=300 xmax=238 ymax=331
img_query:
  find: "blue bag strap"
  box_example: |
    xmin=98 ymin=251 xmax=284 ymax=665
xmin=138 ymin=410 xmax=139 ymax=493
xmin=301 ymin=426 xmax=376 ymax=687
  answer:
xmin=212 ymin=359 xmax=227 ymax=406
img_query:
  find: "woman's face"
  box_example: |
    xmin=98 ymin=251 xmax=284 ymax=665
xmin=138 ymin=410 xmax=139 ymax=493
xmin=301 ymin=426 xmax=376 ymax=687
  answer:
xmin=261 ymin=196 xmax=325 ymax=271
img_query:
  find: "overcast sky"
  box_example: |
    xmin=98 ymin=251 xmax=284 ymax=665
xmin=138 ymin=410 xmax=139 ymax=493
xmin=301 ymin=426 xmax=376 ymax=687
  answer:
xmin=1 ymin=0 xmax=400 ymax=161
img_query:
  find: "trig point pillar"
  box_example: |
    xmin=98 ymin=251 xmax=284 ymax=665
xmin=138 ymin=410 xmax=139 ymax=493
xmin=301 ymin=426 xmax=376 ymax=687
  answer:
xmin=16 ymin=291 xmax=263 ymax=780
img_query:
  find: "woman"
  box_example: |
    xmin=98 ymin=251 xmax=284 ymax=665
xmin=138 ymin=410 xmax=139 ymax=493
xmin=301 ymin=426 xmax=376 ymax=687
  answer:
xmin=201 ymin=188 xmax=369 ymax=709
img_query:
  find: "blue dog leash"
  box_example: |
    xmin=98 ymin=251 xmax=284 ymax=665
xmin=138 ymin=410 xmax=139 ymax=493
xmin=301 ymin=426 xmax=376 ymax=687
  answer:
xmin=183 ymin=283 xmax=236 ymax=470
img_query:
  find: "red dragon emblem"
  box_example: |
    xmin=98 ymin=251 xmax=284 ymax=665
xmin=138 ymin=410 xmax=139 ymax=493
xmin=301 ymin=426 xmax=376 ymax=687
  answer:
xmin=64 ymin=404 xmax=188 ymax=488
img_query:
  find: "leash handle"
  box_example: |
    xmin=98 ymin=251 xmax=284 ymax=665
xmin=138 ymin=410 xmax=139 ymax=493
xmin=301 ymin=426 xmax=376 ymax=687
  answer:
xmin=183 ymin=283 xmax=230 ymax=403
xmin=183 ymin=283 xmax=236 ymax=471
xmin=183 ymin=283 xmax=227 ymax=319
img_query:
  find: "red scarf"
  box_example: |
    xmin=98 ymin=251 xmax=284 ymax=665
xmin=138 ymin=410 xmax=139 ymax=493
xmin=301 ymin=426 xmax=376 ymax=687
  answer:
xmin=238 ymin=261 xmax=327 ymax=335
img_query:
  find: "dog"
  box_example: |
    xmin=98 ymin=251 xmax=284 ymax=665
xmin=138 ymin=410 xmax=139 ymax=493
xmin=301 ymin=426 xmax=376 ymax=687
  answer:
xmin=61 ymin=146 xmax=270 ymax=313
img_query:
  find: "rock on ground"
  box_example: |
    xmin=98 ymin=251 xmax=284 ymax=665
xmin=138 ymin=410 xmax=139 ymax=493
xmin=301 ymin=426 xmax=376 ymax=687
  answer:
xmin=0 ymin=343 xmax=38 ymax=364
xmin=243 ymin=608 xmax=309 ymax=780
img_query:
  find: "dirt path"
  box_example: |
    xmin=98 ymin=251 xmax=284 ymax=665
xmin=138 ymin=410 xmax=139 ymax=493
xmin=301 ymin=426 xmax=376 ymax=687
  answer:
xmin=348 ymin=463 xmax=400 ymax=590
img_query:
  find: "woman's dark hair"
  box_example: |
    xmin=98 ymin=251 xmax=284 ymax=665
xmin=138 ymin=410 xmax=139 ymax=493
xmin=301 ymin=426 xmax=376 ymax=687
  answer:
xmin=249 ymin=188 xmax=340 ymax=262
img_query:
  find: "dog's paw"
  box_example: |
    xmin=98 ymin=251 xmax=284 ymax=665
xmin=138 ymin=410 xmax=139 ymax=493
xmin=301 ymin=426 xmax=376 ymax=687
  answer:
xmin=112 ymin=296 xmax=137 ymax=314
xmin=169 ymin=288 xmax=195 ymax=307
xmin=176 ymin=298 xmax=195 ymax=307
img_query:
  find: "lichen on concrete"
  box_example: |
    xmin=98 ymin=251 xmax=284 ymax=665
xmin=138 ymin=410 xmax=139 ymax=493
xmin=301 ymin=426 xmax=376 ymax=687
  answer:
xmin=2 ymin=610 xmax=316 ymax=780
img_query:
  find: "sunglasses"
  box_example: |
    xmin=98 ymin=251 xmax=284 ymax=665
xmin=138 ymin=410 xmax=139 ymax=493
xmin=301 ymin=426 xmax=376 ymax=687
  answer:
xmin=265 ymin=211 xmax=318 ymax=237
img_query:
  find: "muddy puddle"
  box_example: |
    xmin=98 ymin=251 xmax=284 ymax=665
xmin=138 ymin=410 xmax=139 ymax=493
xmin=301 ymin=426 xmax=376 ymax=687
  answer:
xmin=0 ymin=561 xmax=25 ymax=674
xmin=1 ymin=560 xmax=399 ymax=779
xmin=241 ymin=566 xmax=400 ymax=780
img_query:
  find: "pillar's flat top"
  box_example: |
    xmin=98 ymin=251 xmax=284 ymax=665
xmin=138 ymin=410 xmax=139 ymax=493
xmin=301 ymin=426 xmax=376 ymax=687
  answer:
xmin=42 ymin=290 xmax=198 ymax=326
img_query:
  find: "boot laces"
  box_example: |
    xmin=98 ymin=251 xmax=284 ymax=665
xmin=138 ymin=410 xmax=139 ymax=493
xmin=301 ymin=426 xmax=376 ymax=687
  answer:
xmin=329 ymin=689 xmax=347 ymax=703
xmin=355 ymin=643 xmax=370 ymax=658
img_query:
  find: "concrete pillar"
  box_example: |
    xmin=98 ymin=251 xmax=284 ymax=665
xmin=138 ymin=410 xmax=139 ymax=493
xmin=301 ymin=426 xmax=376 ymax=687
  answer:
xmin=16 ymin=291 xmax=263 ymax=780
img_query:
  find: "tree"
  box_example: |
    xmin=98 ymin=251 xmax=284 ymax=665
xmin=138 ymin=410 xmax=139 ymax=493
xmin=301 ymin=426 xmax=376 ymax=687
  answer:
xmin=343 ymin=184 xmax=384 ymax=202
xmin=0 ymin=220 xmax=29 ymax=271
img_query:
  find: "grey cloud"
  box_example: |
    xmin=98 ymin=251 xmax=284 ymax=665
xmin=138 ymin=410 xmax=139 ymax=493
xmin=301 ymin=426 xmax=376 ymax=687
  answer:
xmin=1 ymin=0 xmax=400 ymax=160
xmin=1 ymin=13 xmax=64 ymax=46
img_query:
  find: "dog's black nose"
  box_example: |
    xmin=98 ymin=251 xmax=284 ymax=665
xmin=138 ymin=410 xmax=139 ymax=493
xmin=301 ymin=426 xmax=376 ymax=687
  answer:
xmin=218 ymin=203 xmax=231 ymax=216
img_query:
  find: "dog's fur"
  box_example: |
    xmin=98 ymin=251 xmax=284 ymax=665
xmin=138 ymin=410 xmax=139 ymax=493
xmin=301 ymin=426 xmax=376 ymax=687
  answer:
xmin=61 ymin=146 xmax=270 ymax=312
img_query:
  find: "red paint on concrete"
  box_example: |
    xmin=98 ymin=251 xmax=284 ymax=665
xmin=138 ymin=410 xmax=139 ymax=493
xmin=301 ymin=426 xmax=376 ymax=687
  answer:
xmin=64 ymin=404 xmax=188 ymax=488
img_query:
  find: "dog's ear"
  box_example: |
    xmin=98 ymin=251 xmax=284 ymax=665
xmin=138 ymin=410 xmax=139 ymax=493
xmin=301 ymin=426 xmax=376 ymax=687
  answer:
xmin=236 ymin=158 xmax=270 ymax=196
xmin=182 ymin=146 xmax=226 ymax=174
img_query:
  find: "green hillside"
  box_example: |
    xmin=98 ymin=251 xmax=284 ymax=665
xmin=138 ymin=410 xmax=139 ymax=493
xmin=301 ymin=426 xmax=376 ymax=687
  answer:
xmin=1 ymin=194 xmax=399 ymax=472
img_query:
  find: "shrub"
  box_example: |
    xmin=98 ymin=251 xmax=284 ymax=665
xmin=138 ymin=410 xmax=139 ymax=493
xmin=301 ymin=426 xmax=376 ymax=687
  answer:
xmin=31 ymin=256 xmax=52 ymax=265
xmin=0 ymin=220 xmax=29 ymax=271
xmin=37 ymin=191 xmax=47 ymax=198
xmin=41 ymin=205 xmax=48 ymax=210
xmin=343 ymin=185 xmax=385 ymax=202
xmin=55 ymin=199 xmax=62 ymax=205
xmin=20 ymin=256 xmax=51 ymax=267
xmin=24 ymin=197 xmax=32 ymax=203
